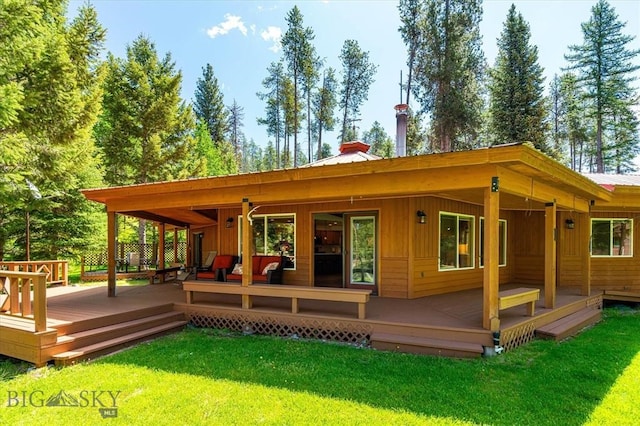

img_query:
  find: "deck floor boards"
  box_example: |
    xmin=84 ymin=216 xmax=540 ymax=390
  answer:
xmin=36 ymin=282 xmax=596 ymax=331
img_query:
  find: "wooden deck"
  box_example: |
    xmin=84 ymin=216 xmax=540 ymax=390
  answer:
xmin=0 ymin=282 xmax=602 ymax=365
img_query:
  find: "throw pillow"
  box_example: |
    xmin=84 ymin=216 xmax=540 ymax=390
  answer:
xmin=262 ymin=262 xmax=280 ymax=275
xmin=231 ymin=263 xmax=243 ymax=275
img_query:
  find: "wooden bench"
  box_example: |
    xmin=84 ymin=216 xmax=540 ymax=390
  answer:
xmin=183 ymin=281 xmax=371 ymax=319
xmin=498 ymin=287 xmax=540 ymax=316
xmin=147 ymin=266 xmax=182 ymax=285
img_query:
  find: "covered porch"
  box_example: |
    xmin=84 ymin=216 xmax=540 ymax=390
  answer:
xmin=81 ymin=144 xmax=611 ymax=334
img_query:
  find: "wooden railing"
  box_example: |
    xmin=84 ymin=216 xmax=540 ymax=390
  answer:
xmin=0 ymin=271 xmax=48 ymax=332
xmin=0 ymin=260 xmax=68 ymax=286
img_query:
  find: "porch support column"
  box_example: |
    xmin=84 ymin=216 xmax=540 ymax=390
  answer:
xmin=186 ymin=226 xmax=192 ymax=268
xmin=241 ymin=198 xmax=253 ymax=309
xmin=545 ymin=202 xmax=557 ymax=308
xmin=158 ymin=222 xmax=166 ymax=270
xmin=107 ymin=211 xmax=117 ymax=297
xmin=483 ymin=181 xmax=500 ymax=331
xmin=173 ymin=228 xmax=179 ymax=264
xmin=580 ymin=212 xmax=591 ymax=296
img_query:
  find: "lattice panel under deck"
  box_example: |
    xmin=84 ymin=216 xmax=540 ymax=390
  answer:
xmin=187 ymin=310 xmax=373 ymax=345
xmin=500 ymin=322 xmax=537 ymax=352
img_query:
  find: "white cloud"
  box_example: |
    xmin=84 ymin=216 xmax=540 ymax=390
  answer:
xmin=261 ymin=26 xmax=282 ymax=53
xmin=206 ymin=14 xmax=247 ymax=39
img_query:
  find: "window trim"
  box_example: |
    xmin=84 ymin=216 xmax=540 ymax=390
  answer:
xmin=479 ymin=217 xmax=507 ymax=268
xmin=438 ymin=211 xmax=475 ymax=271
xmin=590 ymin=218 xmax=633 ymax=258
xmin=238 ymin=213 xmax=297 ymax=270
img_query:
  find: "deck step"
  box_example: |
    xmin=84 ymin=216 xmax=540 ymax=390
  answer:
xmin=52 ymin=320 xmax=187 ymax=366
xmin=535 ymin=308 xmax=601 ymax=341
xmin=370 ymin=332 xmax=484 ymax=358
xmin=51 ymin=303 xmax=176 ymax=336
xmin=50 ymin=311 xmax=185 ymax=351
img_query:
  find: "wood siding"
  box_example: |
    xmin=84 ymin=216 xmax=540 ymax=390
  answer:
xmin=590 ymin=211 xmax=640 ymax=291
xmin=411 ymin=197 xmax=514 ymax=298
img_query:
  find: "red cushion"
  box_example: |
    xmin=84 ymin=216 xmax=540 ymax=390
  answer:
xmin=258 ymin=256 xmax=281 ymax=272
xmin=197 ymin=271 xmax=217 ymax=279
xmin=252 ymin=256 xmax=261 ymax=272
xmin=212 ymin=255 xmax=234 ymax=270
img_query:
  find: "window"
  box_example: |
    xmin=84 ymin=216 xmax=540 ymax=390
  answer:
xmin=479 ymin=218 xmax=507 ymax=267
xmin=239 ymin=214 xmax=296 ymax=269
xmin=591 ymin=219 xmax=632 ymax=257
xmin=439 ymin=212 xmax=474 ymax=270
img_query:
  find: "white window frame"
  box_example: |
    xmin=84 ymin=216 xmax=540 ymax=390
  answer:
xmin=590 ymin=218 xmax=633 ymax=258
xmin=479 ymin=217 xmax=507 ymax=268
xmin=438 ymin=212 xmax=475 ymax=271
xmin=238 ymin=213 xmax=297 ymax=270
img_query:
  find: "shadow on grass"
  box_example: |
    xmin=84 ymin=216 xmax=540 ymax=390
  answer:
xmin=99 ymin=308 xmax=640 ymax=426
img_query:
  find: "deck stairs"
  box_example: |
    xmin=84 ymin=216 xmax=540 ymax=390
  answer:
xmin=370 ymin=332 xmax=485 ymax=358
xmin=369 ymin=321 xmax=489 ymax=358
xmin=45 ymin=304 xmax=187 ymax=366
xmin=535 ymin=305 xmax=601 ymax=341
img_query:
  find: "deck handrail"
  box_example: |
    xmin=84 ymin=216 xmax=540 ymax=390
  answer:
xmin=0 ymin=271 xmax=48 ymax=332
xmin=0 ymin=260 xmax=68 ymax=286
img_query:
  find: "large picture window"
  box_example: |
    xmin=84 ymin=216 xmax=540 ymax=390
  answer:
xmin=239 ymin=214 xmax=296 ymax=269
xmin=591 ymin=219 xmax=633 ymax=257
xmin=439 ymin=212 xmax=474 ymax=270
xmin=479 ymin=218 xmax=507 ymax=267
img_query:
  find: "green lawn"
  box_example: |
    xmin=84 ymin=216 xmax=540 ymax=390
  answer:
xmin=1 ymin=307 xmax=638 ymax=425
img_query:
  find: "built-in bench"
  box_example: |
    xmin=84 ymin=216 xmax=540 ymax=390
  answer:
xmin=183 ymin=281 xmax=371 ymax=319
xmin=498 ymin=287 xmax=540 ymax=316
xmin=147 ymin=266 xmax=182 ymax=285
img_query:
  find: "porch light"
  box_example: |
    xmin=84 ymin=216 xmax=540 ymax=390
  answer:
xmin=417 ymin=210 xmax=426 ymax=224
xmin=226 ymin=217 xmax=234 ymax=228
xmin=565 ymin=219 xmax=575 ymax=230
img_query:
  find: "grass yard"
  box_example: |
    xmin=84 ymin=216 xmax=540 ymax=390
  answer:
xmin=1 ymin=307 xmax=639 ymax=425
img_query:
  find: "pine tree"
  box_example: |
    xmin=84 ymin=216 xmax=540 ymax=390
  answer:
xmin=564 ymin=0 xmax=640 ymax=173
xmin=257 ymin=62 xmax=286 ymax=168
xmin=97 ymin=35 xmax=198 ymax=185
xmin=312 ymin=68 xmax=338 ymax=160
xmin=227 ymin=99 xmax=245 ymax=164
xmin=193 ymin=63 xmax=228 ymax=145
xmin=409 ymin=0 xmax=484 ymax=152
xmin=362 ymin=121 xmax=394 ymax=158
xmin=281 ymin=6 xmax=316 ymax=167
xmin=489 ymin=4 xmax=548 ymax=153
xmin=338 ymin=40 xmax=377 ymax=143
xmin=0 ymin=1 xmax=106 ymax=259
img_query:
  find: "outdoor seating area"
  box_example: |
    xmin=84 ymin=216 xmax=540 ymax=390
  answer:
xmin=196 ymin=254 xmax=236 ymax=281
xmin=223 ymin=255 xmax=284 ymax=284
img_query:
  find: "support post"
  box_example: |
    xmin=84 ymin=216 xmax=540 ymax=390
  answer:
xmin=580 ymin=212 xmax=591 ymax=296
xmin=241 ymin=198 xmax=253 ymax=309
xmin=158 ymin=222 xmax=166 ymax=270
xmin=186 ymin=226 xmax=192 ymax=268
xmin=483 ymin=184 xmax=500 ymax=331
xmin=545 ymin=202 xmax=557 ymax=308
xmin=173 ymin=228 xmax=179 ymax=264
xmin=107 ymin=211 xmax=117 ymax=297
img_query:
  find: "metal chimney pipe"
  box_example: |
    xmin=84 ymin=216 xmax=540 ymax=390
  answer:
xmin=395 ymin=104 xmax=408 ymax=157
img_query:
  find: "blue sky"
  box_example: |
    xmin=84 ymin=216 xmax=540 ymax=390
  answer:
xmin=68 ymin=1 xmax=640 ymax=156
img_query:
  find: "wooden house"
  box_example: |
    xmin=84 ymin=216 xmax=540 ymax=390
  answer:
xmin=81 ymin=143 xmax=638 ymax=333
xmin=4 ymin=142 xmax=639 ymax=366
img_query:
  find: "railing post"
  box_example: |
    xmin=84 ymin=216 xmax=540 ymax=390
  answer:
xmin=33 ymin=273 xmax=47 ymax=332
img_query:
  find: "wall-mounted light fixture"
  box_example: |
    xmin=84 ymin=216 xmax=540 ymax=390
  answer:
xmin=417 ymin=210 xmax=426 ymax=224
xmin=565 ymin=218 xmax=575 ymax=229
xmin=226 ymin=217 xmax=234 ymax=228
